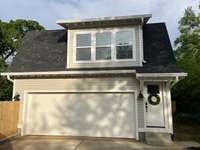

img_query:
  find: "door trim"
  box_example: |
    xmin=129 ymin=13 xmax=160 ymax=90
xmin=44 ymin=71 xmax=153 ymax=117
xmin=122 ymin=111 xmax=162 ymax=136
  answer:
xmin=143 ymin=82 xmax=167 ymax=130
xmin=21 ymin=90 xmax=138 ymax=140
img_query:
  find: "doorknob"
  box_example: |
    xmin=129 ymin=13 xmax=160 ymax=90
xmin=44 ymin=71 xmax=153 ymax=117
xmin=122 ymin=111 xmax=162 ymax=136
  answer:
xmin=145 ymin=102 xmax=148 ymax=112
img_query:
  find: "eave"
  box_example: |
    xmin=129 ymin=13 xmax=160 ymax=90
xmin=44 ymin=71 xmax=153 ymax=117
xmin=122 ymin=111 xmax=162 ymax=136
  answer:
xmin=56 ymin=14 xmax=152 ymax=29
xmin=0 ymin=70 xmax=136 ymax=77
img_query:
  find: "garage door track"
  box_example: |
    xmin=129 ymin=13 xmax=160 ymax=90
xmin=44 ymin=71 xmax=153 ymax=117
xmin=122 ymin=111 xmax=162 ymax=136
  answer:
xmin=0 ymin=136 xmax=200 ymax=150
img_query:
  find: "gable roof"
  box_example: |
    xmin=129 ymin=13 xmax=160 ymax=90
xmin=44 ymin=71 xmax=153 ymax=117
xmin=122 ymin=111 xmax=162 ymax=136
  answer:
xmin=7 ymin=23 xmax=182 ymax=73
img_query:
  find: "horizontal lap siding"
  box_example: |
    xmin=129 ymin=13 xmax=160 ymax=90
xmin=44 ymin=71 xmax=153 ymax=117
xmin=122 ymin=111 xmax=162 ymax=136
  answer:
xmin=15 ymin=77 xmax=141 ymax=130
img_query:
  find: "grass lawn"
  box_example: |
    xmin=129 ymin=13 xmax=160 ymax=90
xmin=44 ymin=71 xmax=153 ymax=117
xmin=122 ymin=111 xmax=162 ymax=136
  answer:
xmin=174 ymin=118 xmax=200 ymax=143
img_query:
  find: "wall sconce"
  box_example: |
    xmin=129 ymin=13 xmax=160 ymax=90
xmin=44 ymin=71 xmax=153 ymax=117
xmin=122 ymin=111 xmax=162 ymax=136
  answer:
xmin=138 ymin=91 xmax=144 ymax=99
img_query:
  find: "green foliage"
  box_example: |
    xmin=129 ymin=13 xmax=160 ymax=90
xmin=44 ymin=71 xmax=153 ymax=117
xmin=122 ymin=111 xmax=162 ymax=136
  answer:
xmin=0 ymin=57 xmax=12 ymax=100
xmin=172 ymin=5 xmax=200 ymax=118
xmin=0 ymin=19 xmax=44 ymax=100
xmin=0 ymin=19 xmax=44 ymax=60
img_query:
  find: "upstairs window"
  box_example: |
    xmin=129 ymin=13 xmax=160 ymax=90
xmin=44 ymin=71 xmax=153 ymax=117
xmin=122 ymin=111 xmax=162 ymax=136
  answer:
xmin=116 ymin=31 xmax=133 ymax=59
xmin=74 ymin=28 xmax=135 ymax=63
xmin=76 ymin=33 xmax=91 ymax=61
xmin=96 ymin=32 xmax=112 ymax=60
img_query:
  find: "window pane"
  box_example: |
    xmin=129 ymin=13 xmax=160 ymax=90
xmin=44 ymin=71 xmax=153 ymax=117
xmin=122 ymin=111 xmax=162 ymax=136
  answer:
xmin=76 ymin=34 xmax=91 ymax=47
xmin=116 ymin=31 xmax=133 ymax=46
xmin=76 ymin=48 xmax=91 ymax=61
xmin=96 ymin=32 xmax=111 ymax=46
xmin=116 ymin=46 xmax=132 ymax=59
xmin=147 ymin=85 xmax=160 ymax=94
xmin=96 ymin=47 xmax=111 ymax=60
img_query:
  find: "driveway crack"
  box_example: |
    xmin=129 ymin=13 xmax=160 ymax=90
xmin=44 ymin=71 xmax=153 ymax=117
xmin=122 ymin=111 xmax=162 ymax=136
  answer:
xmin=73 ymin=140 xmax=84 ymax=150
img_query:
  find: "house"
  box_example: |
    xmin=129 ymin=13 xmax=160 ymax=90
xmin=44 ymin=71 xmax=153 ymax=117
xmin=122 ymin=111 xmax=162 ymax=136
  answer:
xmin=1 ymin=14 xmax=187 ymax=144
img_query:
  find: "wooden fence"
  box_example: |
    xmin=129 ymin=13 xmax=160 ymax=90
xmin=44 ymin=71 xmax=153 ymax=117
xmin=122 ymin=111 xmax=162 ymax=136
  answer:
xmin=0 ymin=101 xmax=20 ymax=140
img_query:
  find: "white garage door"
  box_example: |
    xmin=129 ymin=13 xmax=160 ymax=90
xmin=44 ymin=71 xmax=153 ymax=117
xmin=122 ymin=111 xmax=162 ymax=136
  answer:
xmin=23 ymin=92 xmax=136 ymax=138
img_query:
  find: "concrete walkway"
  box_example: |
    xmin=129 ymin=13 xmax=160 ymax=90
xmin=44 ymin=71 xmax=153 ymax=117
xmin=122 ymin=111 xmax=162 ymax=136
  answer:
xmin=0 ymin=136 xmax=200 ymax=150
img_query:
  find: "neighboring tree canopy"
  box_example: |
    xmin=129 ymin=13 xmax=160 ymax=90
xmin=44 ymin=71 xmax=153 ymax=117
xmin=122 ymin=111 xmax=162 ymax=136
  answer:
xmin=0 ymin=19 xmax=44 ymax=60
xmin=0 ymin=19 xmax=44 ymax=100
xmin=0 ymin=57 xmax=12 ymax=100
xmin=172 ymin=5 xmax=200 ymax=118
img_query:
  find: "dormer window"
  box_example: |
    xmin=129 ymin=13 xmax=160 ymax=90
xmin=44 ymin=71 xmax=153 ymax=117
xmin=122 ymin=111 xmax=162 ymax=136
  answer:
xmin=73 ymin=27 xmax=136 ymax=64
xmin=96 ymin=32 xmax=112 ymax=60
xmin=76 ymin=33 xmax=91 ymax=61
xmin=116 ymin=31 xmax=133 ymax=59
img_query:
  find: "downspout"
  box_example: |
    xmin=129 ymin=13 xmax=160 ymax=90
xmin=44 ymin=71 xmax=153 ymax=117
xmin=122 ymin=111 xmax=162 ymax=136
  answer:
xmin=141 ymin=17 xmax=144 ymax=25
xmin=7 ymin=75 xmax=14 ymax=83
xmin=6 ymin=75 xmax=15 ymax=101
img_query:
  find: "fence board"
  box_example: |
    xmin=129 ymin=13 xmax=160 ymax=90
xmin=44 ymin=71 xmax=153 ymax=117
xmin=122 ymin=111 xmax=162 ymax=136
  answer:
xmin=0 ymin=101 xmax=19 ymax=139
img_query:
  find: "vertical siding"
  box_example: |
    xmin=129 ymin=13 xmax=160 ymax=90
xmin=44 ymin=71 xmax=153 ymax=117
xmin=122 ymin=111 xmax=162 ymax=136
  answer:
xmin=0 ymin=101 xmax=19 ymax=140
xmin=137 ymin=100 xmax=144 ymax=128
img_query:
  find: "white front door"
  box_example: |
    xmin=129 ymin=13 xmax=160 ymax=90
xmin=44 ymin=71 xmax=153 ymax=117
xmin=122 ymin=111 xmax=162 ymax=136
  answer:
xmin=144 ymin=83 xmax=165 ymax=128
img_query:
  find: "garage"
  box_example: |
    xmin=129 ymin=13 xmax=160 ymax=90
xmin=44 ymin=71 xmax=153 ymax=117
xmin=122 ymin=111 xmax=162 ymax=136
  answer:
xmin=23 ymin=92 xmax=136 ymax=138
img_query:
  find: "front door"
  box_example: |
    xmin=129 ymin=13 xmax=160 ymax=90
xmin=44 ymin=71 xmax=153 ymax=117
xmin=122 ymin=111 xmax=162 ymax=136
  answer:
xmin=144 ymin=82 xmax=165 ymax=128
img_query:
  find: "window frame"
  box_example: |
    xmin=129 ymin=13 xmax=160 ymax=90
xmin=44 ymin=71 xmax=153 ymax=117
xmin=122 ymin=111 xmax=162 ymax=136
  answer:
xmin=74 ymin=32 xmax=93 ymax=62
xmin=95 ymin=31 xmax=112 ymax=62
xmin=73 ymin=27 xmax=136 ymax=63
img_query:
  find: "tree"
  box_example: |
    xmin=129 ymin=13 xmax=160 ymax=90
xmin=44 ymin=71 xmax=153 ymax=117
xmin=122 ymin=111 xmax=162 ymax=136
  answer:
xmin=0 ymin=19 xmax=44 ymax=60
xmin=0 ymin=19 xmax=44 ymax=100
xmin=172 ymin=5 xmax=200 ymax=119
xmin=0 ymin=57 xmax=12 ymax=100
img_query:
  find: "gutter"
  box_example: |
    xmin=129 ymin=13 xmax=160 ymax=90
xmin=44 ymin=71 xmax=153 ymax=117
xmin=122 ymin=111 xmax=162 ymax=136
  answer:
xmin=0 ymin=70 xmax=136 ymax=76
xmin=136 ymin=72 xmax=188 ymax=78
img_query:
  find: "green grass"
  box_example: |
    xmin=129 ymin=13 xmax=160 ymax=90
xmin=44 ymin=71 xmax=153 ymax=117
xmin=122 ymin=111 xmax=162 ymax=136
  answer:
xmin=174 ymin=118 xmax=200 ymax=143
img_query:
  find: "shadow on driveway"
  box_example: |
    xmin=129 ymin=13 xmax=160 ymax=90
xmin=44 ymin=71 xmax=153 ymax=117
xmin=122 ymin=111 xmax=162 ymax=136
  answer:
xmin=0 ymin=133 xmax=14 ymax=150
xmin=0 ymin=136 xmax=200 ymax=150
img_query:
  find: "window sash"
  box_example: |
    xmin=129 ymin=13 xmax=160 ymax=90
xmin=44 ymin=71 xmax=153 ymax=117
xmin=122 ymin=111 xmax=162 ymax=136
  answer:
xmin=74 ymin=28 xmax=135 ymax=62
xmin=76 ymin=47 xmax=91 ymax=61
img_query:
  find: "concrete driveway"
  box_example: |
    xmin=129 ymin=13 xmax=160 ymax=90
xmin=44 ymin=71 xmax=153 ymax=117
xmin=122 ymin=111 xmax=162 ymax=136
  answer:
xmin=0 ymin=136 xmax=200 ymax=150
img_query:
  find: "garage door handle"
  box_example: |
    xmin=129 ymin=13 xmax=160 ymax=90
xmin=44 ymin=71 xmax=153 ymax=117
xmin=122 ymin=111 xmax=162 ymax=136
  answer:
xmin=145 ymin=102 xmax=148 ymax=112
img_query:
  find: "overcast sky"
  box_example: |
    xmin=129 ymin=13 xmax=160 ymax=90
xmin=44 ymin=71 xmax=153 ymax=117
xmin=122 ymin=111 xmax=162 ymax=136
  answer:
xmin=0 ymin=0 xmax=198 ymax=46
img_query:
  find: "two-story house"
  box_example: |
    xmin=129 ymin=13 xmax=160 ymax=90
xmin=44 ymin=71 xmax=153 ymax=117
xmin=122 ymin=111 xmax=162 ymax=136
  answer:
xmin=1 ymin=14 xmax=187 ymax=144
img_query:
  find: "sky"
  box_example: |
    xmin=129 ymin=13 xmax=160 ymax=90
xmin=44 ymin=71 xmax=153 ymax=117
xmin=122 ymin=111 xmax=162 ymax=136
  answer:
xmin=0 ymin=0 xmax=199 ymax=46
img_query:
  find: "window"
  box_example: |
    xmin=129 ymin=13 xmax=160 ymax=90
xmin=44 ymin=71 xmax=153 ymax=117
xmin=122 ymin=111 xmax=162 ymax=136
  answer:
xmin=96 ymin=32 xmax=111 ymax=60
xmin=147 ymin=85 xmax=160 ymax=94
xmin=74 ymin=28 xmax=135 ymax=63
xmin=76 ymin=34 xmax=91 ymax=61
xmin=116 ymin=31 xmax=133 ymax=59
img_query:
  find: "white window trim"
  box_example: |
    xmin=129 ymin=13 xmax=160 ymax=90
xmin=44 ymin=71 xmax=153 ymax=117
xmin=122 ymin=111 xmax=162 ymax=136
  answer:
xmin=95 ymin=32 xmax=112 ymax=61
xmin=74 ymin=32 xmax=92 ymax=62
xmin=73 ymin=27 xmax=136 ymax=63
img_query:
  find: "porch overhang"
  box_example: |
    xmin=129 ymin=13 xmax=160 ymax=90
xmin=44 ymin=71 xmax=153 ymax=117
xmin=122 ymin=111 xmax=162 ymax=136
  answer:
xmin=136 ymin=72 xmax=187 ymax=79
xmin=136 ymin=72 xmax=188 ymax=88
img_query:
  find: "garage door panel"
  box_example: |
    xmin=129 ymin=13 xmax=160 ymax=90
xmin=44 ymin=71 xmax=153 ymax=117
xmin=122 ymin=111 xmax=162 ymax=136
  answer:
xmin=24 ymin=93 xmax=135 ymax=138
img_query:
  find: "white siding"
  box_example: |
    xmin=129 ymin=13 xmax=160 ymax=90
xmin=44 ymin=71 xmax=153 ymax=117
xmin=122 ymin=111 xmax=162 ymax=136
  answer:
xmin=15 ymin=77 xmax=142 ymax=131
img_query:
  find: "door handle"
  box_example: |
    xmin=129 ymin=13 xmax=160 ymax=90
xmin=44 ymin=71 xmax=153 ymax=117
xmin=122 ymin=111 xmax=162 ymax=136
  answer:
xmin=145 ymin=102 xmax=148 ymax=112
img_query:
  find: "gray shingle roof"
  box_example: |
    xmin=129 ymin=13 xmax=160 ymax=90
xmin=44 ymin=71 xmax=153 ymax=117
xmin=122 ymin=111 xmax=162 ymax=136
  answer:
xmin=7 ymin=23 xmax=182 ymax=73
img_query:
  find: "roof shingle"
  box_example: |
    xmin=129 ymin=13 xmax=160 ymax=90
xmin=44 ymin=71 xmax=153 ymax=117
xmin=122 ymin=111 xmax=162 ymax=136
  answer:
xmin=7 ymin=23 xmax=182 ymax=73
